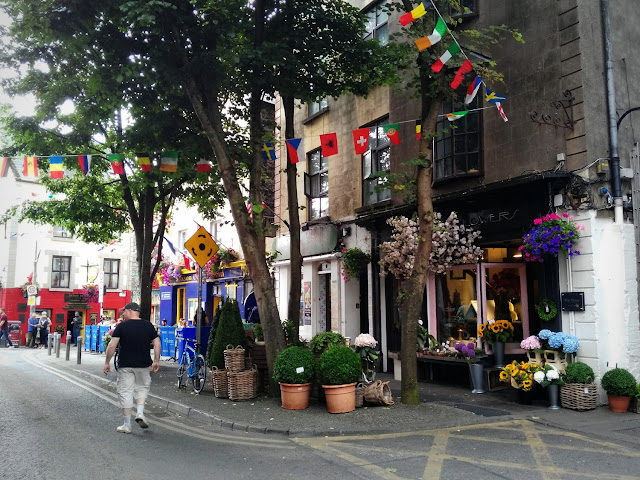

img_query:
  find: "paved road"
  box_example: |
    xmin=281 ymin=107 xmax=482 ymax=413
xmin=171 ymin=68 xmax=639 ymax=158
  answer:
xmin=2 ymin=348 xmax=640 ymax=480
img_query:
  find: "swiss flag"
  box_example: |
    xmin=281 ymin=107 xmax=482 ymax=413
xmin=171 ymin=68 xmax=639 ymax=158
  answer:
xmin=320 ymin=133 xmax=338 ymax=157
xmin=352 ymin=128 xmax=369 ymax=155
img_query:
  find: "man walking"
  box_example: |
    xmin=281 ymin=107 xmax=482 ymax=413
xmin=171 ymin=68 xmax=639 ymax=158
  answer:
xmin=71 ymin=311 xmax=82 ymax=346
xmin=0 ymin=308 xmax=15 ymax=348
xmin=103 ymin=302 xmax=160 ymax=434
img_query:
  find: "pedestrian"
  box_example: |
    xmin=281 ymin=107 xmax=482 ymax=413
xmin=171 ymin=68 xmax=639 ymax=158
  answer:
xmin=71 ymin=311 xmax=82 ymax=346
xmin=103 ymin=302 xmax=160 ymax=434
xmin=161 ymin=319 xmax=167 ymax=327
xmin=39 ymin=312 xmax=51 ymax=348
xmin=0 ymin=308 xmax=15 ymax=348
xmin=26 ymin=313 xmax=39 ymax=348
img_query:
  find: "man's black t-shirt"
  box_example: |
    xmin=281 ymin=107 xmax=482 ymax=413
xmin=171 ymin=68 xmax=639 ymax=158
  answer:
xmin=112 ymin=319 xmax=158 ymax=368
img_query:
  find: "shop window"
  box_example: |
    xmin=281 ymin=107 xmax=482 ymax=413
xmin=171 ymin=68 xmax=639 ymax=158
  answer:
xmin=362 ymin=119 xmax=391 ymax=206
xmin=305 ymin=149 xmax=329 ymax=220
xmin=434 ymin=95 xmax=482 ymax=182
xmin=52 ymin=255 xmax=71 ymax=288
xmin=435 ymin=267 xmax=479 ymax=343
xmin=364 ymin=1 xmax=389 ymax=45
xmin=104 ymin=258 xmax=120 ymax=289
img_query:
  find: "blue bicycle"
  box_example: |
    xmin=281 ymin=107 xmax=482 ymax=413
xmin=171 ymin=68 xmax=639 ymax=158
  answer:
xmin=177 ymin=341 xmax=206 ymax=394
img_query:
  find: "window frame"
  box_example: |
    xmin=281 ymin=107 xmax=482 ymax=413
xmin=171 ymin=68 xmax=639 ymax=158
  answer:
xmin=363 ymin=0 xmax=389 ymax=45
xmin=51 ymin=255 xmax=71 ymax=288
xmin=52 ymin=225 xmax=71 ymax=238
xmin=362 ymin=118 xmax=392 ymax=206
xmin=104 ymin=258 xmax=120 ymax=290
xmin=304 ymin=148 xmax=329 ymax=220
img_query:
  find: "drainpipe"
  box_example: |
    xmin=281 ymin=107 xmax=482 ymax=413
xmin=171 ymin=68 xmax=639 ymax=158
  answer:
xmin=601 ymin=0 xmax=623 ymax=224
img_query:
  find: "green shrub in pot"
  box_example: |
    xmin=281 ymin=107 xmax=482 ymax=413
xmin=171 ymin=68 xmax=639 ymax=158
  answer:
xmin=309 ymin=331 xmax=346 ymax=355
xmin=601 ymin=367 xmax=637 ymax=397
xmin=317 ymin=345 xmax=361 ymax=385
xmin=563 ymin=362 xmax=595 ymax=384
xmin=273 ymin=346 xmax=315 ymax=384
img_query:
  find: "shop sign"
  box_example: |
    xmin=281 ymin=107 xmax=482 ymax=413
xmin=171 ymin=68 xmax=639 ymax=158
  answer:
xmin=561 ymin=292 xmax=585 ymax=311
xmin=161 ymin=292 xmax=171 ymax=300
xmin=64 ymin=293 xmax=85 ymax=303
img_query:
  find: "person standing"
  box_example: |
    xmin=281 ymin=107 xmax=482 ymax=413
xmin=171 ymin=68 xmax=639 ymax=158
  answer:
xmin=39 ymin=313 xmax=51 ymax=348
xmin=0 ymin=308 xmax=15 ymax=348
xmin=103 ymin=302 xmax=160 ymax=434
xmin=71 ymin=311 xmax=82 ymax=346
xmin=26 ymin=313 xmax=39 ymax=348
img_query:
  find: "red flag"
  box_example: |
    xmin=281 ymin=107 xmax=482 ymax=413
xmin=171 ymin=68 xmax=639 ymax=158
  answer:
xmin=320 ymin=133 xmax=338 ymax=157
xmin=450 ymin=59 xmax=473 ymax=89
xmin=0 ymin=157 xmax=8 ymax=177
xmin=183 ymin=254 xmax=192 ymax=270
xmin=352 ymin=128 xmax=370 ymax=155
xmin=196 ymin=158 xmax=211 ymax=172
xmin=23 ymin=157 xmax=38 ymax=177
xmin=416 ymin=121 xmax=421 ymax=140
xmin=108 ymin=154 xmax=124 ymax=175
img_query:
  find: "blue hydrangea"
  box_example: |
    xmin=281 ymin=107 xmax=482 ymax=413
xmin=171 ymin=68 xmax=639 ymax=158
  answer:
xmin=548 ymin=332 xmax=565 ymax=349
xmin=538 ymin=329 xmax=552 ymax=340
xmin=562 ymin=335 xmax=579 ymax=353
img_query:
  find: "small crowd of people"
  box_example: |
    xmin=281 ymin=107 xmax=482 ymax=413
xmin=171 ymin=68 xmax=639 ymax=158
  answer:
xmin=26 ymin=311 xmax=52 ymax=348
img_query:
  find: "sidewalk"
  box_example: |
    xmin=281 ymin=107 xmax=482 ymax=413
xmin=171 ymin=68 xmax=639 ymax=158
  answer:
xmin=34 ymin=347 xmax=640 ymax=443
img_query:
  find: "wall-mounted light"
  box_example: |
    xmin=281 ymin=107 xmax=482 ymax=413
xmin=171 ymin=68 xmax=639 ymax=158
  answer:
xmin=341 ymin=226 xmax=352 ymax=237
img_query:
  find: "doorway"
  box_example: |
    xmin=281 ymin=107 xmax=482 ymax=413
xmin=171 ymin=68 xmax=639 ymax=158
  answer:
xmin=318 ymin=271 xmax=331 ymax=332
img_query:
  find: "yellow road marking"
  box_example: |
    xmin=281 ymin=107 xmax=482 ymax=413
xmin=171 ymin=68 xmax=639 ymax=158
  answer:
xmin=422 ymin=430 xmax=448 ymax=479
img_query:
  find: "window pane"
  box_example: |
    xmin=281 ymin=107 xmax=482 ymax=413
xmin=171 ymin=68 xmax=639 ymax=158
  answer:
xmin=310 ymin=151 xmax=320 ymax=173
xmin=376 ymin=24 xmax=388 ymax=45
xmin=364 ymin=10 xmax=375 ymax=37
xmin=466 ymin=113 xmax=479 ymax=131
xmin=364 ymin=179 xmax=375 ymax=206
xmin=320 ymin=155 xmax=328 ymax=171
xmin=378 ymin=146 xmax=390 ymax=172
xmin=444 ymin=159 xmax=452 ymax=177
xmin=363 ymin=151 xmax=372 ymax=178
xmin=468 ymin=153 xmax=480 ymax=172
xmin=467 ymin=133 xmax=479 ymax=152
xmin=454 ymin=136 xmax=466 ymax=154
xmin=310 ymin=198 xmax=321 ymax=219
xmin=455 ymin=155 xmax=467 ymax=174
xmin=320 ymin=98 xmax=328 ymax=110
xmin=320 ymin=171 xmax=329 ymax=194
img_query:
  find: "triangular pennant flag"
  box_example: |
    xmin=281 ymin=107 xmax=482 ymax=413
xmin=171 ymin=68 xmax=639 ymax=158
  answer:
xmin=49 ymin=156 xmax=64 ymax=179
xmin=320 ymin=133 xmax=338 ymax=157
xmin=431 ymin=43 xmax=461 ymax=73
xmin=164 ymin=236 xmax=176 ymax=255
xmin=399 ymin=1 xmax=428 ymax=26
xmin=108 ymin=154 xmax=124 ymax=175
xmin=382 ymin=123 xmax=400 ymax=145
xmin=496 ymin=102 xmax=509 ymax=122
xmin=159 ymin=150 xmax=178 ymax=172
xmin=450 ymin=59 xmax=473 ymax=89
xmin=446 ymin=111 xmax=469 ymax=122
xmin=261 ymin=142 xmax=276 ymax=161
xmin=416 ymin=121 xmax=421 ymax=140
xmin=352 ymin=128 xmax=370 ymax=155
xmin=136 ymin=152 xmax=152 ymax=172
xmin=465 ymin=75 xmax=482 ymax=105
xmin=23 ymin=157 xmax=38 ymax=177
xmin=78 ymin=155 xmax=91 ymax=175
xmin=485 ymin=88 xmax=507 ymax=103
xmin=0 ymin=157 xmax=9 ymax=177
xmin=196 ymin=158 xmax=211 ymax=172
xmin=285 ymin=138 xmax=303 ymax=164
xmin=415 ymin=18 xmax=447 ymax=51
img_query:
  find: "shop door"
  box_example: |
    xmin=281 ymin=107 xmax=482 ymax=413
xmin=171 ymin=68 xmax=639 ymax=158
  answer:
xmin=318 ymin=272 xmax=331 ymax=332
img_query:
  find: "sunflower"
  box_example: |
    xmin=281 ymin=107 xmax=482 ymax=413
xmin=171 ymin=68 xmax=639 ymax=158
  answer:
xmin=477 ymin=331 xmax=484 ymax=338
xmin=522 ymin=379 xmax=533 ymax=389
xmin=499 ymin=371 xmax=509 ymax=381
xmin=490 ymin=324 xmax=500 ymax=333
xmin=521 ymin=362 xmax=530 ymax=371
xmin=478 ymin=324 xmax=486 ymax=333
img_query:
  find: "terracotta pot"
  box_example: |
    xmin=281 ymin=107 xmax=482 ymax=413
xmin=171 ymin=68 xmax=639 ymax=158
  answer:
xmin=279 ymin=382 xmax=311 ymax=410
xmin=322 ymin=383 xmax=357 ymax=414
xmin=607 ymin=394 xmax=631 ymax=413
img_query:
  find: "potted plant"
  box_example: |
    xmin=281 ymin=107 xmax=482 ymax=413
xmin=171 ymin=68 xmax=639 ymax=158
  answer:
xmin=252 ymin=323 xmax=264 ymax=344
xmin=309 ymin=331 xmax=346 ymax=356
xmin=533 ymin=365 xmax=563 ymax=409
xmin=560 ymin=361 xmax=597 ymax=411
xmin=454 ymin=342 xmax=485 ymax=394
xmin=520 ymin=335 xmax=543 ymax=366
xmin=341 ymin=247 xmax=370 ymax=282
xmin=273 ymin=346 xmax=315 ymax=410
xmin=601 ymin=367 xmax=637 ymax=413
xmin=317 ymin=345 xmax=361 ymax=413
xmin=477 ymin=319 xmax=514 ymax=368
xmin=537 ymin=329 xmax=580 ymax=374
xmin=351 ymin=333 xmax=379 ymax=382
xmin=519 ymin=213 xmax=583 ymax=261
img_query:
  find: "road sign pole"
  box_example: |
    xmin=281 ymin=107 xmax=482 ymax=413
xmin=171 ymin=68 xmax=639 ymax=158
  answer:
xmin=196 ymin=266 xmax=203 ymax=346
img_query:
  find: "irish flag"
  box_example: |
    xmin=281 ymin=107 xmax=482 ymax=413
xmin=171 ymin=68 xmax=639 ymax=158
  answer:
xmin=23 ymin=156 xmax=38 ymax=177
xmin=415 ymin=18 xmax=447 ymax=51
xmin=160 ymin=150 xmax=178 ymax=172
xmin=446 ymin=111 xmax=469 ymax=122
xmin=400 ymin=2 xmax=428 ymax=26
xmin=49 ymin=156 xmax=64 ymax=179
xmin=431 ymin=43 xmax=461 ymax=73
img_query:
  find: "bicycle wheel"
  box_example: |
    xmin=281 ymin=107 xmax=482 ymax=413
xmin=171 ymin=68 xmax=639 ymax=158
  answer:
xmin=192 ymin=355 xmax=206 ymax=394
xmin=177 ymin=356 xmax=187 ymax=388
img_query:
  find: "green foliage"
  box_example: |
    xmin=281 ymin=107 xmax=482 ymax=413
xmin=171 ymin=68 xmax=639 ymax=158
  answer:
xmin=563 ymin=362 xmax=595 ymax=384
xmin=417 ymin=324 xmax=436 ymax=351
xmin=341 ymin=247 xmax=370 ymax=282
xmin=601 ymin=368 xmax=637 ymax=397
xmin=272 ymin=346 xmax=315 ymax=384
xmin=206 ymin=299 xmax=224 ymax=368
xmin=210 ymin=299 xmax=247 ymax=369
xmin=282 ymin=320 xmax=302 ymax=347
xmin=309 ymin=331 xmax=346 ymax=354
xmin=252 ymin=323 xmax=263 ymax=342
xmin=317 ymin=345 xmax=362 ymax=385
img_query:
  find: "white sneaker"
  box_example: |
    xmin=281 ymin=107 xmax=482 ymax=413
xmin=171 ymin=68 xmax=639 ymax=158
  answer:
xmin=116 ymin=424 xmax=132 ymax=434
xmin=135 ymin=413 xmax=149 ymax=429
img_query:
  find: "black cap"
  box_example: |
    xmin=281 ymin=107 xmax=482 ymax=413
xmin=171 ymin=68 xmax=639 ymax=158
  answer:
xmin=120 ymin=302 xmax=140 ymax=312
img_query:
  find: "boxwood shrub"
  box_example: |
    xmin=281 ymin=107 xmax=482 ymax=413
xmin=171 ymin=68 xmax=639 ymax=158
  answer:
xmin=601 ymin=367 xmax=637 ymax=397
xmin=563 ymin=362 xmax=595 ymax=384
xmin=317 ymin=345 xmax=361 ymax=385
xmin=273 ymin=346 xmax=315 ymax=384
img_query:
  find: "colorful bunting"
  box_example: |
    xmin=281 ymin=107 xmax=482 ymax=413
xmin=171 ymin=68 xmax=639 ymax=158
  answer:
xmin=78 ymin=155 xmax=91 ymax=175
xmin=261 ymin=142 xmax=276 ymax=161
xmin=400 ymin=2 xmax=428 ymax=26
xmin=160 ymin=150 xmax=178 ymax=172
xmin=320 ymin=133 xmax=338 ymax=157
xmin=183 ymin=254 xmax=192 ymax=271
xmin=416 ymin=121 xmax=421 ymax=140
xmin=136 ymin=152 xmax=152 ymax=172
xmin=450 ymin=59 xmax=473 ymax=89
xmin=432 ymin=43 xmax=461 ymax=73
xmin=415 ymin=18 xmax=447 ymax=51
xmin=196 ymin=158 xmax=211 ymax=172
xmin=352 ymin=128 xmax=370 ymax=155
xmin=108 ymin=154 xmax=124 ymax=175
xmin=446 ymin=111 xmax=469 ymax=122
xmin=49 ymin=156 xmax=64 ymax=179
xmin=496 ymin=102 xmax=509 ymax=122
xmin=465 ymin=76 xmax=482 ymax=105
xmin=23 ymin=157 xmax=38 ymax=177
xmin=485 ymin=88 xmax=507 ymax=103
xmin=285 ymin=138 xmax=303 ymax=164
xmin=383 ymin=123 xmax=401 ymax=145
xmin=0 ymin=157 xmax=9 ymax=177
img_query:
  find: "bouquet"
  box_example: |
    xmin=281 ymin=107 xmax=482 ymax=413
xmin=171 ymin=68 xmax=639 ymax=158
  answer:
xmin=454 ymin=342 xmax=483 ymax=365
xmin=520 ymin=335 xmax=542 ymax=351
xmin=477 ymin=320 xmax=514 ymax=345
xmin=519 ymin=213 xmax=583 ymax=262
xmin=538 ymin=329 xmax=579 ymax=354
xmin=500 ymin=361 xmax=543 ymax=391
xmin=533 ymin=364 xmax=562 ymax=388
xmin=352 ymin=333 xmax=379 ymax=382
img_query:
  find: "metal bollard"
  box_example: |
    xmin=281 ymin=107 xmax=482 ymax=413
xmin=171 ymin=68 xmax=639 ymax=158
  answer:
xmin=47 ymin=334 xmax=53 ymax=355
xmin=65 ymin=334 xmax=71 ymax=360
xmin=76 ymin=337 xmax=82 ymax=364
xmin=55 ymin=333 xmax=61 ymax=358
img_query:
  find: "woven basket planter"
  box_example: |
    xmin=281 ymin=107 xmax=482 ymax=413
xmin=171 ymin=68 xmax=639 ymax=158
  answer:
xmin=363 ymin=380 xmax=394 ymax=406
xmin=211 ymin=367 xmax=229 ymax=399
xmin=560 ymin=383 xmax=597 ymax=411
xmin=355 ymin=383 xmax=364 ymax=408
xmin=227 ymin=365 xmax=258 ymax=401
xmin=224 ymin=344 xmax=246 ymax=373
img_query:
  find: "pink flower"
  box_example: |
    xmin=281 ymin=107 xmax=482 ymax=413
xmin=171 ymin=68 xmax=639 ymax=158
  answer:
xmin=562 ymin=213 xmax=569 ymax=218
xmin=533 ymin=219 xmax=543 ymax=225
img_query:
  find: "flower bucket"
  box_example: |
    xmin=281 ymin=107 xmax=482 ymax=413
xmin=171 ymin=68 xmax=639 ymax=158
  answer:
xmin=492 ymin=341 xmax=505 ymax=368
xmin=279 ymin=382 xmax=311 ymax=410
xmin=469 ymin=363 xmax=485 ymax=394
xmin=322 ymin=383 xmax=356 ymax=414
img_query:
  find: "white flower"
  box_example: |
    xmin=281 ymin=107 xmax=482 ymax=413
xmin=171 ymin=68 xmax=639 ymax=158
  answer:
xmin=547 ymin=369 xmax=560 ymax=380
xmin=354 ymin=333 xmax=377 ymax=348
xmin=533 ymin=371 xmax=545 ymax=384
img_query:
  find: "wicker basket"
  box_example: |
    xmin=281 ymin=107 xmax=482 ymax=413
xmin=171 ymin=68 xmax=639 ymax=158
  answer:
xmin=211 ymin=367 xmax=229 ymax=398
xmin=224 ymin=344 xmax=246 ymax=373
xmin=355 ymin=383 xmax=364 ymax=408
xmin=363 ymin=380 xmax=394 ymax=406
xmin=227 ymin=365 xmax=258 ymax=401
xmin=560 ymin=383 xmax=597 ymax=410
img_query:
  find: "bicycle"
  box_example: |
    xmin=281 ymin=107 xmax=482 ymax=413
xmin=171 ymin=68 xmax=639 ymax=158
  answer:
xmin=177 ymin=341 xmax=206 ymax=394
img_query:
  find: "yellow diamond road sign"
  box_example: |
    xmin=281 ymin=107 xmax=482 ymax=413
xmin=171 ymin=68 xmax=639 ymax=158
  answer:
xmin=184 ymin=227 xmax=219 ymax=269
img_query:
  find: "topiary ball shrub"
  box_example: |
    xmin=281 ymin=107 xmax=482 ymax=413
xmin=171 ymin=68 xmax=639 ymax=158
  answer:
xmin=317 ymin=345 xmax=362 ymax=385
xmin=210 ymin=299 xmax=247 ymax=369
xmin=563 ymin=362 xmax=595 ymax=384
xmin=601 ymin=368 xmax=637 ymax=397
xmin=309 ymin=331 xmax=346 ymax=355
xmin=273 ymin=346 xmax=315 ymax=384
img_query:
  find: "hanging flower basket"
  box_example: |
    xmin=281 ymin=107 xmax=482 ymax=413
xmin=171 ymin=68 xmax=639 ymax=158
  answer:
xmin=519 ymin=213 xmax=583 ymax=262
xmin=341 ymin=248 xmax=370 ymax=282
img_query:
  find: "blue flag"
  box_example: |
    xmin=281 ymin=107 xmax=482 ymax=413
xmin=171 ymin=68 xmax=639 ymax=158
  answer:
xmin=261 ymin=142 xmax=276 ymax=161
